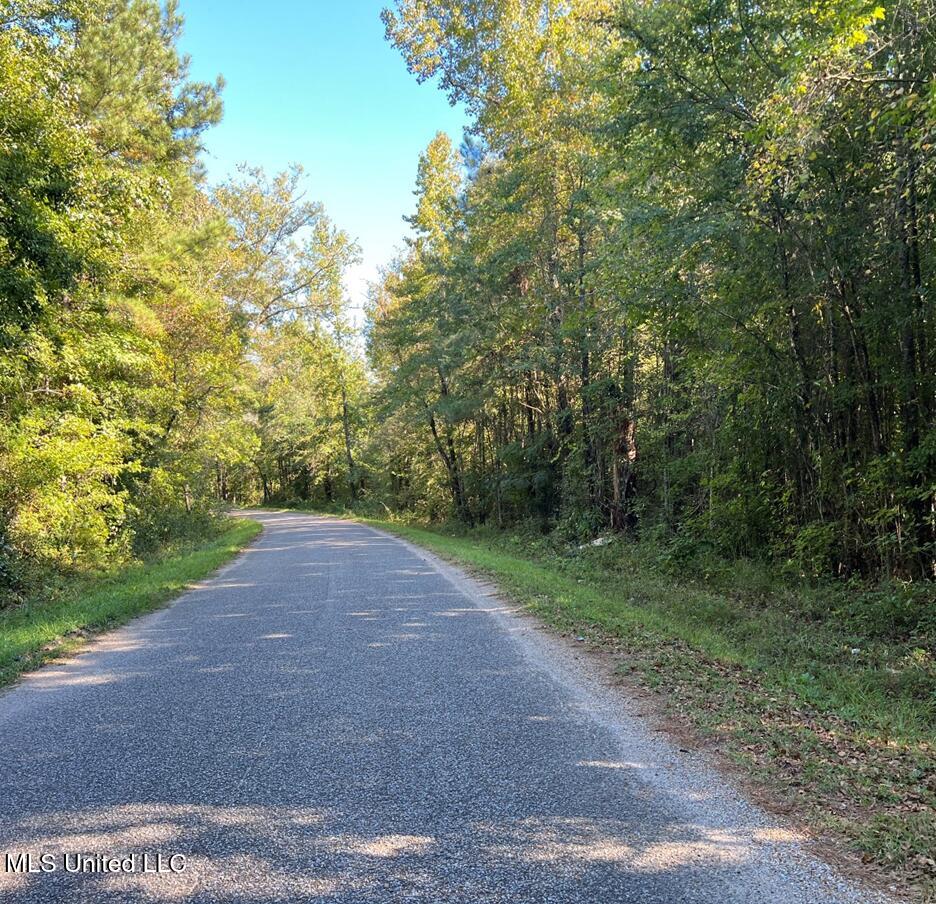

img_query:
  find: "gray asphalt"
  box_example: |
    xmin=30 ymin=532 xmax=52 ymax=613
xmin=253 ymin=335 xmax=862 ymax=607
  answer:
xmin=0 ymin=511 xmax=888 ymax=903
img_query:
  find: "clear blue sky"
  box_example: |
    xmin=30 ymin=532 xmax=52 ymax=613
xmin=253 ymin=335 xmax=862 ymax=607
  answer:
xmin=177 ymin=0 xmax=465 ymax=313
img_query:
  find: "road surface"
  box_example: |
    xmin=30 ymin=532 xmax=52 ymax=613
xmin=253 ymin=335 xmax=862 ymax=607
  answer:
xmin=0 ymin=511 xmax=888 ymax=903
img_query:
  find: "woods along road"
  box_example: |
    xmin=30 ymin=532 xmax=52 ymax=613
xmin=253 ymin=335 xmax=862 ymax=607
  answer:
xmin=0 ymin=511 xmax=891 ymax=903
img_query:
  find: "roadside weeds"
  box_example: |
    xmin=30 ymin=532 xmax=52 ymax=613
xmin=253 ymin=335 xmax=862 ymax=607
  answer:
xmin=351 ymin=516 xmax=934 ymax=903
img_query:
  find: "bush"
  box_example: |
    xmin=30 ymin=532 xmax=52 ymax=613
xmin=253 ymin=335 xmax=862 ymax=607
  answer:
xmin=127 ymin=467 xmax=221 ymax=557
xmin=787 ymin=521 xmax=839 ymax=580
xmin=0 ymin=413 xmax=131 ymax=573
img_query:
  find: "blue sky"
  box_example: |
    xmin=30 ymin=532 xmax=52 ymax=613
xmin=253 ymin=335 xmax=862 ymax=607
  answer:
xmin=177 ymin=1 xmax=465 ymax=313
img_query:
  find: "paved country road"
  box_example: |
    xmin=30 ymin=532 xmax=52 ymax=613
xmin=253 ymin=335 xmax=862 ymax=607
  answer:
xmin=0 ymin=511 xmax=891 ymax=903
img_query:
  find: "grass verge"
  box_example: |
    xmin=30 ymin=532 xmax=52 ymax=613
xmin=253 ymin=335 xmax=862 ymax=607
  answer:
xmin=320 ymin=511 xmax=933 ymax=901
xmin=0 ymin=517 xmax=262 ymax=687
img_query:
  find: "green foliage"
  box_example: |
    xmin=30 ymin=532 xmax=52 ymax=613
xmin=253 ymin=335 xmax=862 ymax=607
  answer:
xmin=250 ymin=318 xmax=369 ymax=505
xmin=0 ymin=0 xmax=227 ymax=584
xmin=0 ymin=0 xmax=368 ymax=587
xmin=0 ymin=412 xmax=131 ymax=572
xmin=1 ymin=0 xmax=932 ymax=597
xmin=212 ymin=165 xmax=357 ymax=328
xmin=368 ymin=0 xmax=936 ymax=582
xmin=0 ymin=28 xmax=108 ymax=335
xmin=70 ymin=0 xmax=223 ymax=165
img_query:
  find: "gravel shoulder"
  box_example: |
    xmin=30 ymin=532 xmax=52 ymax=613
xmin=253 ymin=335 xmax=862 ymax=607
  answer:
xmin=384 ymin=524 xmax=900 ymax=904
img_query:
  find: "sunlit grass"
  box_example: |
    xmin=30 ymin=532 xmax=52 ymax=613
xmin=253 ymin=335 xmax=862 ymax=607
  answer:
xmin=364 ymin=521 xmax=932 ymax=734
xmin=0 ymin=518 xmax=262 ymax=686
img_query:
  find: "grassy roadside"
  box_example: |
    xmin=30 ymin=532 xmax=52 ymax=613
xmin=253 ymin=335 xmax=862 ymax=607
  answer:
xmin=0 ymin=517 xmax=262 ymax=687
xmin=311 ymin=510 xmax=933 ymax=900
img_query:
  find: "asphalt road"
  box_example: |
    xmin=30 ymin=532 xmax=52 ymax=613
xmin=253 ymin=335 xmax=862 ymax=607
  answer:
xmin=0 ymin=511 xmax=888 ymax=903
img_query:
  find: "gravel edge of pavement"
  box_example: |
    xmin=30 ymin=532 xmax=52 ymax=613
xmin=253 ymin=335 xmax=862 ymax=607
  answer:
xmin=372 ymin=521 xmax=901 ymax=904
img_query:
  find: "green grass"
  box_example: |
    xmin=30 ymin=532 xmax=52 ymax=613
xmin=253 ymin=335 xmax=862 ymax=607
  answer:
xmin=298 ymin=508 xmax=934 ymax=899
xmin=0 ymin=517 xmax=262 ymax=686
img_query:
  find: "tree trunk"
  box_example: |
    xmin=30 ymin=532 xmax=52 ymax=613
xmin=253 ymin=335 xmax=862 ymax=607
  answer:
xmin=339 ymin=375 xmax=358 ymax=501
xmin=896 ymin=143 xmax=933 ymax=577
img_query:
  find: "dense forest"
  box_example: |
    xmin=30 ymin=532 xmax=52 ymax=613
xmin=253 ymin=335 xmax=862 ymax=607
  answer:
xmin=1 ymin=0 xmax=934 ymax=594
xmin=367 ymin=0 xmax=936 ymax=581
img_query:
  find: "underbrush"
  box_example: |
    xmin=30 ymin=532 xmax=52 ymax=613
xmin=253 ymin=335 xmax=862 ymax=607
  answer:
xmin=500 ymin=525 xmax=935 ymax=738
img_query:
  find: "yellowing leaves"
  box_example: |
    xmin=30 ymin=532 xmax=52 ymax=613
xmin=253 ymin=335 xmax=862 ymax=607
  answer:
xmin=849 ymin=28 xmax=869 ymax=46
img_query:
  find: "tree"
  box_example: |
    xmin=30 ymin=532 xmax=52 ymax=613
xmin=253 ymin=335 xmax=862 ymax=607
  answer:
xmin=371 ymin=0 xmax=935 ymax=578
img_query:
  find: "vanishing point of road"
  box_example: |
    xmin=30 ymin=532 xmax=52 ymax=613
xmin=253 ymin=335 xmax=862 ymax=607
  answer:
xmin=0 ymin=511 xmax=890 ymax=903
